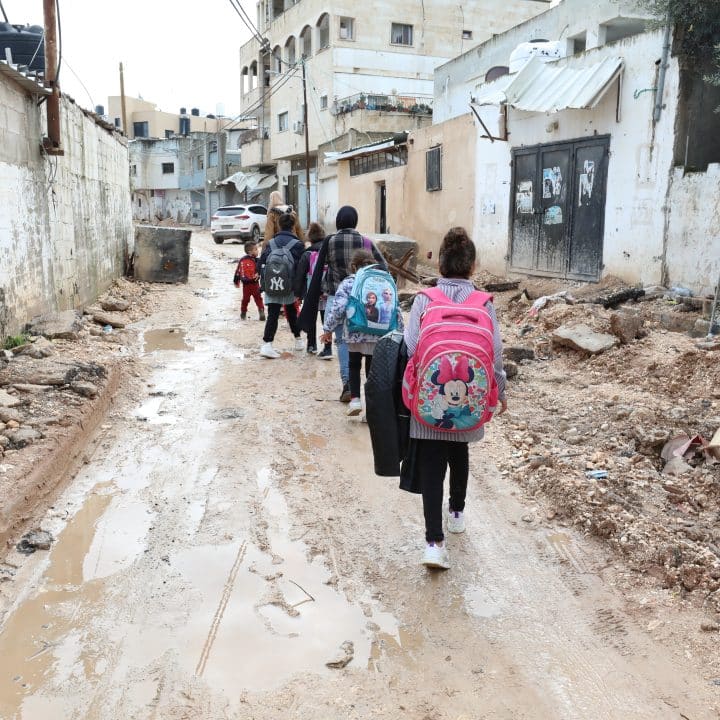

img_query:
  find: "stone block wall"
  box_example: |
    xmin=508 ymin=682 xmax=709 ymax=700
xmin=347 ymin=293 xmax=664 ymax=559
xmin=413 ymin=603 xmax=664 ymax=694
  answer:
xmin=0 ymin=73 xmax=133 ymax=336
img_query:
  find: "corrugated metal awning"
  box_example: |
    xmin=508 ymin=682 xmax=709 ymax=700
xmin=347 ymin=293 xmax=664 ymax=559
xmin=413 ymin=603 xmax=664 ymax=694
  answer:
xmin=219 ymin=170 xmax=276 ymax=193
xmin=334 ymin=139 xmax=395 ymax=161
xmin=473 ymin=56 xmax=624 ymax=113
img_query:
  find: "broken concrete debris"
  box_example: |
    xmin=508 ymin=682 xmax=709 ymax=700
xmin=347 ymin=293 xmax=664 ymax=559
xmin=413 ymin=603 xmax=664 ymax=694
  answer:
xmin=29 ymin=310 xmax=84 ymax=341
xmin=325 ymin=640 xmax=354 ymax=669
xmin=16 ymin=528 xmax=54 ymax=554
xmin=551 ymin=324 xmax=617 ymax=354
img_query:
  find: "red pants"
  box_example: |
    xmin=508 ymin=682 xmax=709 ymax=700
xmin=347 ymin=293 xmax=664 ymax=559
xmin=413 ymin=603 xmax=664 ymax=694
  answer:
xmin=241 ymin=283 xmax=264 ymax=313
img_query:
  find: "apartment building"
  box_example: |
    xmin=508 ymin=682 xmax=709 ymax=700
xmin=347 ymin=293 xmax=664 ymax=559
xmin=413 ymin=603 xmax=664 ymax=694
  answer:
xmin=107 ymin=96 xmax=222 ymax=140
xmin=237 ymin=0 xmax=554 ymax=227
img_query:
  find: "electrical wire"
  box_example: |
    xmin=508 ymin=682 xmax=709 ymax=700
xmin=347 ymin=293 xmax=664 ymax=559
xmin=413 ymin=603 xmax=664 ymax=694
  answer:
xmin=29 ymin=29 xmax=44 ymax=68
xmin=62 ymin=57 xmax=94 ymax=107
xmin=0 ymin=0 xmax=8 ymax=23
xmin=55 ymin=0 xmax=62 ymax=82
xmin=226 ymin=0 xmax=265 ymax=45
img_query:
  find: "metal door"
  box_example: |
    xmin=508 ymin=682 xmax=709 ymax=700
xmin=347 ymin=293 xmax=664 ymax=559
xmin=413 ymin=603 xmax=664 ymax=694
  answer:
xmin=510 ymin=136 xmax=609 ymax=280
xmin=378 ymin=183 xmax=387 ymax=233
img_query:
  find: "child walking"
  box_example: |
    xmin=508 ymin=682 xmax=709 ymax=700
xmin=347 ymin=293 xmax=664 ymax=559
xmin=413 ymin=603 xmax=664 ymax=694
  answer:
xmin=295 ymin=222 xmax=332 ymax=357
xmin=320 ymin=249 xmax=401 ymax=417
xmin=403 ymin=227 xmax=507 ymax=570
xmin=233 ymin=241 xmax=265 ymax=321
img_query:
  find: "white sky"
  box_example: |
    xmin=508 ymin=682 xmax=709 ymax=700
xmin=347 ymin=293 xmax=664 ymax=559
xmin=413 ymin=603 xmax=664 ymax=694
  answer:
xmin=1 ymin=0 xmax=255 ymax=117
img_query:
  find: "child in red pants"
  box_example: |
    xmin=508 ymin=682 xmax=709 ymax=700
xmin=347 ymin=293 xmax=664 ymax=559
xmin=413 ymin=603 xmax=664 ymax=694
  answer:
xmin=234 ymin=241 xmax=266 ymax=320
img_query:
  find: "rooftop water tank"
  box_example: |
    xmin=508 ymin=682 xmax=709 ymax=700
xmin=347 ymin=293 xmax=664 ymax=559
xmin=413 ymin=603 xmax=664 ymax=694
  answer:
xmin=0 ymin=22 xmax=45 ymax=72
xmin=180 ymin=107 xmax=187 ymax=115
xmin=191 ymin=108 xmax=200 ymax=116
xmin=509 ymin=39 xmax=566 ymax=74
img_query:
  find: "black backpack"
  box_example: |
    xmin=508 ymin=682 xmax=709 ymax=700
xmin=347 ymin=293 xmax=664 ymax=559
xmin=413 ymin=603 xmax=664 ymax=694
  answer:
xmin=263 ymin=237 xmax=298 ymax=298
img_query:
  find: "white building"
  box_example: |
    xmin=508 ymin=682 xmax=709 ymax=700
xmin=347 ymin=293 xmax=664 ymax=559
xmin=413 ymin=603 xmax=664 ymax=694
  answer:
xmin=425 ymin=0 xmax=720 ymax=293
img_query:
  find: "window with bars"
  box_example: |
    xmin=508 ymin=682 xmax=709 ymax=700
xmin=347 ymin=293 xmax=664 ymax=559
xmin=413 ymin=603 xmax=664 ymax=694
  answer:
xmin=349 ymin=146 xmax=408 ymax=177
xmin=320 ymin=95 xmax=328 ymax=110
xmin=426 ymin=146 xmax=442 ymax=191
xmin=162 ymin=162 xmax=175 ymax=174
xmin=391 ymin=23 xmax=413 ymax=46
xmin=278 ymin=112 xmax=289 ymax=132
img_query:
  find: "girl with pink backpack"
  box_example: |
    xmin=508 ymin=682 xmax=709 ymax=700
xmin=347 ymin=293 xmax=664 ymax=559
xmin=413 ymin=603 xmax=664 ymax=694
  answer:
xmin=402 ymin=227 xmax=508 ymax=570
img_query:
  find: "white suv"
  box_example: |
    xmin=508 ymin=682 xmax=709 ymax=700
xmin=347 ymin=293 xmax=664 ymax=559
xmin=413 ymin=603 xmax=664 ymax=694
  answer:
xmin=210 ymin=204 xmax=267 ymax=244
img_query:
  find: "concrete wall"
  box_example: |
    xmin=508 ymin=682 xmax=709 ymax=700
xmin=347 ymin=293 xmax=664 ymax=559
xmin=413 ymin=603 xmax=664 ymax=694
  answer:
xmin=0 ymin=74 xmax=133 ymax=336
xmin=665 ymin=165 xmax=720 ymax=297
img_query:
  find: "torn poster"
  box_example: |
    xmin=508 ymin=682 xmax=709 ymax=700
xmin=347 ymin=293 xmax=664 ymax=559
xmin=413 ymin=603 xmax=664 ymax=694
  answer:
xmin=578 ymin=159 xmax=595 ymax=207
xmin=544 ymin=205 xmax=563 ymax=225
xmin=516 ymin=181 xmax=533 ymax=214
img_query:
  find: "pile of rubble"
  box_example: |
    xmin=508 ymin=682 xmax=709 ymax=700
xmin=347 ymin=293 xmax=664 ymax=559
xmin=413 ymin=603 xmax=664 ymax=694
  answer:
xmin=484 ymin=277 xmax=720 ymax=608
xmin=0 ymin=278 xmax=152 ymax=543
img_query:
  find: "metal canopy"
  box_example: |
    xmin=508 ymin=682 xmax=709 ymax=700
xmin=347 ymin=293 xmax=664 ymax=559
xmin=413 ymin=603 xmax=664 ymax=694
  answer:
xmin=218 ymin=170 xmax=277 ymax=193
xmin=473 ymin=56 xmax=624 ymax=113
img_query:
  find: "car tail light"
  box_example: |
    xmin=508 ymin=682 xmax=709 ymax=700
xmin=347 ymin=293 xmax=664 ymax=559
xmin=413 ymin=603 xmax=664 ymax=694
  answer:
xmin=211 ymin=215 xmax=218 ymax=220
xmin=235 ymin=214 xmax=250 ymax=219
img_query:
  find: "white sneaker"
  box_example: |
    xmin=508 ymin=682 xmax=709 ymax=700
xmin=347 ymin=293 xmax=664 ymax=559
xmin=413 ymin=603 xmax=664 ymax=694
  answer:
xmin=346 ymin=398 xmax=362 ymax=416
xmin=421 ymin=543 xmax=450 ymax=569
xmin=447 ymin=510 xmax=466 ymax=534
xmin=260 ymin=342 xmax=281 ymax=359
xmin=294 ymin=337 xmax=305 ymax=351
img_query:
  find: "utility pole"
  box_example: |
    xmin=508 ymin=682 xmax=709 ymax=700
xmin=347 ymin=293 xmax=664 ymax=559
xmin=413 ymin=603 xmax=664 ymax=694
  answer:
xmin=301 ymin=58 xmax=311 ymax=226
xmin=119 ymin=62 xmax=128 ymax=135
xmin=42 ymin=0 xmax=63 ymax=154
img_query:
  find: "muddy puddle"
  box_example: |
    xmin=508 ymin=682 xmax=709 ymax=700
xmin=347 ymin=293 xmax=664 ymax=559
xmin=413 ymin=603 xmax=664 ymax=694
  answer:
xmin=142 ymin=328 xmax=192 ymax=353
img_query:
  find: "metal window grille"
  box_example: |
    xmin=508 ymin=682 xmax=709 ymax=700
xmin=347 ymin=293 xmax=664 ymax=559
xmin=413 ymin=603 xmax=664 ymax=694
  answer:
xmin=426 ymin=146 xmax=442 ymax=191
xmin=162 ymin=162 xmax=175 ymax=174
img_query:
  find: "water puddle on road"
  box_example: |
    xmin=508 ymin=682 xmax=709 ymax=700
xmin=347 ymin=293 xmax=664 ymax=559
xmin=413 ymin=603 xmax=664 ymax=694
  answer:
xmin=167 ymin=466 xmax=399 ymax=692
xmin=142 ymin=328 xmax=192 ymax=353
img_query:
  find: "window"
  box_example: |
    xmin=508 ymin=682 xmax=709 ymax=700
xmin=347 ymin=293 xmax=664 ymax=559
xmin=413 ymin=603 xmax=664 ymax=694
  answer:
xmin=162 ymin=162 xmax=175 ymax=174
xmin=164 ymin=129 xmax=173 ymax=139
xmin=339 ymin=17 xmax=354 ymax=40
xmin=318 ymin=13 xmax=330 ymax=49
xmin=133 ymin=121 xmax=148 ymax=138
xmin=285 ymin=36 xmax=296 ymax=65
xmin=391 ymin=23 xmax=413 ymax=46
xmin=349 ymin=146 xmax=407 ymax=176
xmin=130 ymin=164 xmax=137 ymax=176
xmin=320 ymin=94 xmax=328 ymax=110
xmin=426 ymin=146 xmax=442 ymax=191
xmin=278 ymin=111 xmax=289 ymax=132
xmin=300 ymin=25 xmax=312 ymax=58
xmin=462 ymin=29 xmax=472 ymax=40
xmin=272 ymin=45 xmax=282 ymax=73
xmin=196 ymin=155 xmax=204 ymax=171
xmin=249 ymin=205 xmax=267 ymax=215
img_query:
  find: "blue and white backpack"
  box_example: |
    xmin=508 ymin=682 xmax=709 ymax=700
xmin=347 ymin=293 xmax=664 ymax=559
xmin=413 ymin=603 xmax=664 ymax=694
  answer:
xmin=346 ymin=265 xmax=399 ymax=335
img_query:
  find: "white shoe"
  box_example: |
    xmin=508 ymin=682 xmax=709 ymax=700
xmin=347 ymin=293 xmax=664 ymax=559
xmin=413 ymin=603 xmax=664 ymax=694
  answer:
xmin=294 ymin=337 xmax=305 ymax=351
xmin=421 ymin=543 xmax=450 ymax=570
xmin=260 ymin=342 xmax=281 ymax=359
xmin=447 ymin=510 xmax=466 ymax=534
xmin=346 ymin=398 xmax=362 ymax=416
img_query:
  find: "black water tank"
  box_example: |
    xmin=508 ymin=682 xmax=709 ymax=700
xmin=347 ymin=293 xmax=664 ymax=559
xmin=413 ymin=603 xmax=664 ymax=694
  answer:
xmin=180 ymin=107 xmax=187 ymax=115
xmin=0 ymin=23 xmax=45 ymax=72
xmin=191 ymin=108 xmax=200 ymax=116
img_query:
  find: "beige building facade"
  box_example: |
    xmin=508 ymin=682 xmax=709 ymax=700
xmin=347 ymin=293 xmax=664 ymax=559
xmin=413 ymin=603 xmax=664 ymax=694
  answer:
xmin=335 ymin=115 xmax=475 ymax=252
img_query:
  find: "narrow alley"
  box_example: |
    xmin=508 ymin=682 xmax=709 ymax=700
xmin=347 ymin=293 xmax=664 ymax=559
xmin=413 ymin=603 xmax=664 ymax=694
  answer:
xmin=0 ymin=231 xmax=716 ymax=720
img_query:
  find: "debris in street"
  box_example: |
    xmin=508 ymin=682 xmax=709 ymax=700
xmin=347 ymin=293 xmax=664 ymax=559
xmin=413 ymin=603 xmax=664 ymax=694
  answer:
xmin=483 ymin=280 xmax=520 ymax=292
xmin=0 ymin=389 xmax=21 ymax=408
xmin=589 ymin=286 xmax=645 ymax=309
xmin=16 ymin=529 xmax=54 ymax=554
xmin=325 ymin=640 xmax=354 ymax=669
xmin=609 ymin=310 xmax=645 ymax=344
xmin=528 ymin=291 xmax=573 ymax=317
xmin=551 ymin=324 xmax=617 ymax=354
xmin=29 ymin=310 xmax=84 ymax=340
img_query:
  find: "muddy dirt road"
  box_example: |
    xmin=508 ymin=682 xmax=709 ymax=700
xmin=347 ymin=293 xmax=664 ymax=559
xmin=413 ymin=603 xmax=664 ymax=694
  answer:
xmin=0 ymin=230 xmax=717 ymax=719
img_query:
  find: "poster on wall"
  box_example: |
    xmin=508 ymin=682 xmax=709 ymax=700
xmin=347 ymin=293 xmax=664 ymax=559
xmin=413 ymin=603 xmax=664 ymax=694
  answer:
xmin=578 ymin=160 xmax=595 ymax=207
xmin=544 ymin=205 xmax=563 ymax=225
xmin=516 ymin=181 xmax=533 ymax=214
xmin=542 ymin=167 xmax=563 ymax=198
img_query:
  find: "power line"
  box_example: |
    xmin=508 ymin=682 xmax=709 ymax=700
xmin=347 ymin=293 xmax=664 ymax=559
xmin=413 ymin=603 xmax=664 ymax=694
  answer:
xmin=226 ymin=0 xmax=267 ymax=49
xmin=0 ymin=0 xmax=8 ymax=23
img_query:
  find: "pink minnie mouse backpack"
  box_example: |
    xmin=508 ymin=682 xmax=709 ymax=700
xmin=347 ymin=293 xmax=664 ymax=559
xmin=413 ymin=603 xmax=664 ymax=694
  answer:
xmin=402 ymin=287 xmax=498 ymax=432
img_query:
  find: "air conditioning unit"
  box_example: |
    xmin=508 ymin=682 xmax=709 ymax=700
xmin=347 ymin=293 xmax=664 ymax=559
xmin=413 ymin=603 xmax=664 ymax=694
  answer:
xmin=293 ymin=121 xmax=305 ymax=134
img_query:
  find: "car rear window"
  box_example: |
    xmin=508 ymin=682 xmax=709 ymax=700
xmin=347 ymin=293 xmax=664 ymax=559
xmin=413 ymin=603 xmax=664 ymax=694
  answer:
xmin=215 ymin=207 xmax=247 ymax=216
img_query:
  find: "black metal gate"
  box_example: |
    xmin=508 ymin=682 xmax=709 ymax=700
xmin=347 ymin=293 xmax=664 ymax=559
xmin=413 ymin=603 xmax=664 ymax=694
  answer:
xmin=510 ymin=136 xmax=609 ymax=281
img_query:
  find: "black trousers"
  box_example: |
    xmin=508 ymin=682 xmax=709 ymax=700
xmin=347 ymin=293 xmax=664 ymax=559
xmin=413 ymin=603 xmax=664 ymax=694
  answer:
xmin=263 ymin=302 xmax=299 ymax=343
xmin=306 ymin=309 xmax=327 ymax=347
xmin=349 ymin=351 xmax=372 ymax=398
xmin=416 ymin=439 xmax=469 ymax=543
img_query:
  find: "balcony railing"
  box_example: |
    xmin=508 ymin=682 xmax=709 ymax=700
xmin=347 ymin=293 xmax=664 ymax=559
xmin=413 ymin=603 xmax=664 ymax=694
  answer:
xmin=238 ymin=127 xmax=270 ymax=145
xmin=332 ymin=93 xmax=433 ymax=116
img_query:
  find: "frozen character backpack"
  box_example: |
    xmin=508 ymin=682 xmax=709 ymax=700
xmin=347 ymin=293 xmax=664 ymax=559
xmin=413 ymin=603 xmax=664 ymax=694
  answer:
xmin=346 ymin=265 xmax=399 ymax=335
xmin=307 ymin=249 xmax=328 ymax=294
xmin=402 ymin=288 xmax=498 ymax=432
xmin=263 ymin=237 xmax=299 ymax=299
